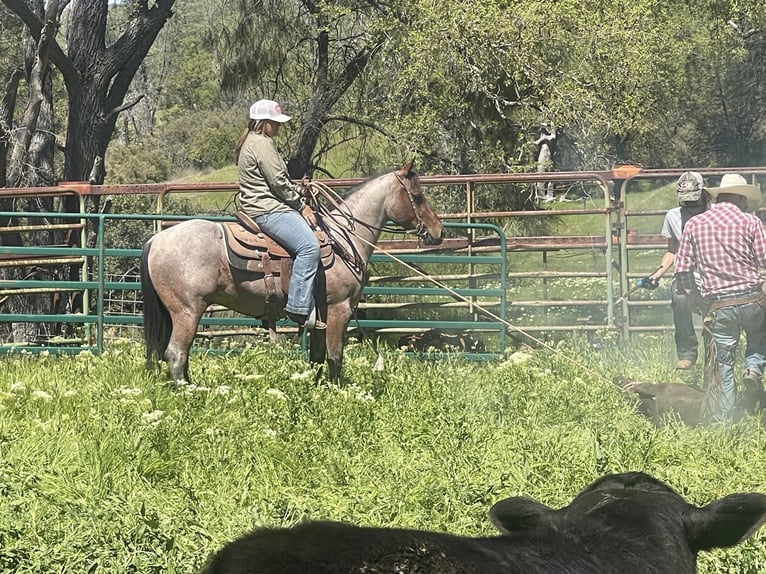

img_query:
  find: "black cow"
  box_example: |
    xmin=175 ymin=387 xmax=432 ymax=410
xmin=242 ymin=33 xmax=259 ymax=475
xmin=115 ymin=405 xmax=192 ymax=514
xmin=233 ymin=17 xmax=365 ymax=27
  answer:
xmin=198 ymin=472 xmax=766 ymax=574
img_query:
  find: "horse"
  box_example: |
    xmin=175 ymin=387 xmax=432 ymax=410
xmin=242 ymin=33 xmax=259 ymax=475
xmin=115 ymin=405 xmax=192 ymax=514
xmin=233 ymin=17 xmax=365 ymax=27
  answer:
xmin=140 ymin=159 xmax=444 ymax=384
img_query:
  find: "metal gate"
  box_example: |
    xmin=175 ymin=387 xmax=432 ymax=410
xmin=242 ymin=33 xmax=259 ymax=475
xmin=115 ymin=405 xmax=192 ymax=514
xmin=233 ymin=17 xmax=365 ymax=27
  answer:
xmin=0 ymin=209 xmax=507 ymax=358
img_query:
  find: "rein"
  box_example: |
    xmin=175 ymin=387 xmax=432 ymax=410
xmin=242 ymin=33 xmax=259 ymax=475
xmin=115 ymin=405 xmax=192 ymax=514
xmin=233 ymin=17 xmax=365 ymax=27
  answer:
xmin=305 ymin=173 xmax=427 ymax=238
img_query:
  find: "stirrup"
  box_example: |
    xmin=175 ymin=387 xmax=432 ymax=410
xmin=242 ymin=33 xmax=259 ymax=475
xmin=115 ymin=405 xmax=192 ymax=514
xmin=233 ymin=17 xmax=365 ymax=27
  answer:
xmin=304 ymin=306 xmax=318 ymax=330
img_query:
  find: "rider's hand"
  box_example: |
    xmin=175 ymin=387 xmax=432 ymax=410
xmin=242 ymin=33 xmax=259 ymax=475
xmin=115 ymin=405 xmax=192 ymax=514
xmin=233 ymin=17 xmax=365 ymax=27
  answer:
xmin=297 ymin=178 xmax=311 ymax=196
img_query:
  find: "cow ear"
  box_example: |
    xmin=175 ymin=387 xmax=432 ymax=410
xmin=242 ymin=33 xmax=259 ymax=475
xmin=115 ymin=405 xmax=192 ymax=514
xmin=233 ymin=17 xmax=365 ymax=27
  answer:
xmin=489 ymin=497 xmax=553 ymax=534
xmin=685 ymin=493 xmax=766 ymax=551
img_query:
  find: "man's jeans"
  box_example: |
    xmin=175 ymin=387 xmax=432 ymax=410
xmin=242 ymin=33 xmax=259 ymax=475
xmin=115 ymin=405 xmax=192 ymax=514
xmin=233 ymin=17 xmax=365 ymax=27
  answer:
xmin=709 ymin=300 xmax=766 ymax=421
xmin=671 ymin=278 xmax=698 ymax=361
xmin=254 ymin=210 xmax=319 ymax=315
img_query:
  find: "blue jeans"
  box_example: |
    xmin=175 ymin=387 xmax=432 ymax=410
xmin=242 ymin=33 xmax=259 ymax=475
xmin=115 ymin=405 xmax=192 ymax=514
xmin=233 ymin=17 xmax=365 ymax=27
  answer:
xmin=709 ymin=301 xmax=766 ymax=421
xmin=254 ymin=211 xmax=319 ymax=315
xmin=671 ymin=278 xmax=698 ymax=361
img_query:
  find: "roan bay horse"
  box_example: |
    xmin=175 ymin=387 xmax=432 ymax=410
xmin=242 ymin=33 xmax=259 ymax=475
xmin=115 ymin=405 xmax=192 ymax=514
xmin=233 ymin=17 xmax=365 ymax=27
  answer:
xmin=140 ymin=159 xmax=444 ymax=384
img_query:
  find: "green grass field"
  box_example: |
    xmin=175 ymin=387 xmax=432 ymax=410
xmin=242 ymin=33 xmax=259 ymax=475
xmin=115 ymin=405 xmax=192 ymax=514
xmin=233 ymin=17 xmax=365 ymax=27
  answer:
xmin=1 ymin=336 xmax=765 ymax=573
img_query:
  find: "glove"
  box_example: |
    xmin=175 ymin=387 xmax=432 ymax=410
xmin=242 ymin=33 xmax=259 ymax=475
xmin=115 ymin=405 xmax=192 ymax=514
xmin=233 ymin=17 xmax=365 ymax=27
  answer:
xmin=636 ymin=276 xmax=659 ymax=290
xmin=297 ymin=177 xmax=312 ymax=196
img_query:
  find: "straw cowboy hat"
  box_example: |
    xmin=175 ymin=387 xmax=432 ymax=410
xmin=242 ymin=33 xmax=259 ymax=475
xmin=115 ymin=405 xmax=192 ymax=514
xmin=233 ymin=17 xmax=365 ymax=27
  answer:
xmin=708 ymin=173 xmax=761 ymax=212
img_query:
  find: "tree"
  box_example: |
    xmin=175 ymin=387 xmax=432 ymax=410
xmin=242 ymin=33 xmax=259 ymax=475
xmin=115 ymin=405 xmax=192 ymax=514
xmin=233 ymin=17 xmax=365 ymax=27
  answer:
xmin=216 ymin=0 xmax=396 ymax=179
xmin=0 ymin=0 xmax=176 ymax=342
xmin=1 ymin=0 xmax=176 ymax=191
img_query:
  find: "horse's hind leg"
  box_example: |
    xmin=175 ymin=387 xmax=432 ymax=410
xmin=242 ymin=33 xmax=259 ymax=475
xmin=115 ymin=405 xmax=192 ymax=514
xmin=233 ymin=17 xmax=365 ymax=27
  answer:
xmin=166 ymin=308 xmax=204 ymax=386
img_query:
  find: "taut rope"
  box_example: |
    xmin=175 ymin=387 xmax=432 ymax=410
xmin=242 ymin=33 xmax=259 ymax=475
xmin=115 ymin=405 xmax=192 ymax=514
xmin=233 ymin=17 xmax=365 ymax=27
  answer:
xmin=303 ymin=179 xmax=612 ymax=385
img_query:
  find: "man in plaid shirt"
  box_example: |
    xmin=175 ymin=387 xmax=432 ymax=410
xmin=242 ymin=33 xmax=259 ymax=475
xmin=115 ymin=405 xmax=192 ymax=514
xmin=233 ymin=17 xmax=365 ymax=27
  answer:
xmin=675 ymin=173 xmax=766 ymax=422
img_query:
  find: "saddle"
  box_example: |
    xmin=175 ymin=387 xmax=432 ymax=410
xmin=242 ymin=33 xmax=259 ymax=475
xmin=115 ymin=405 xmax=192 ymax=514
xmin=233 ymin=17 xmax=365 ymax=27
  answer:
xmin=221 ymin=211 xmax=334 ymax=302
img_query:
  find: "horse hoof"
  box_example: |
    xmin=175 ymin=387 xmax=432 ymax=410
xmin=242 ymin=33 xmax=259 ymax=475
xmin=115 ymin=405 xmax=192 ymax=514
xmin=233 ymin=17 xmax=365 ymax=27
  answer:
xmin=171 ymin=378 xmax=189 ymax=391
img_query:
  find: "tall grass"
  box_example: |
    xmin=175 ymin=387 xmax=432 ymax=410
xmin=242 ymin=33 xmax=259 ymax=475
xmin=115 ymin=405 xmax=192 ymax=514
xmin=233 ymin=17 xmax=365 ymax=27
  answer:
xmin=0 ymin=336 xmax=764 ymax=572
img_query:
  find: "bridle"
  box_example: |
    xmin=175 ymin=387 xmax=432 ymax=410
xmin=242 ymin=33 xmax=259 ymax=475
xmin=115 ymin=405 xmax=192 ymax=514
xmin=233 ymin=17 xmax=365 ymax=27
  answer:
xmin=392 ymin=170 xmax=429 ymax=239
xmin=307 ymin=171 xmax=430 ymax=240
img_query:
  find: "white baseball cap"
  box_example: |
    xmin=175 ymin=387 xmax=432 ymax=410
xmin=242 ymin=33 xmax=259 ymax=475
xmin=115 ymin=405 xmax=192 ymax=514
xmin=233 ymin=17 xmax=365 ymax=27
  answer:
xmin=249 ymin=99 xmax=291 ymax=123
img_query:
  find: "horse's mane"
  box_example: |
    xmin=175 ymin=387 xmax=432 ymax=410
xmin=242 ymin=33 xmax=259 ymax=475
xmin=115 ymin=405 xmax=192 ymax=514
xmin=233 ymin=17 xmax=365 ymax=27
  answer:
xmin=341 ymin=167 xmax=419 ymax=199
xmin=341 ymin=171 xmax=389 ymax=199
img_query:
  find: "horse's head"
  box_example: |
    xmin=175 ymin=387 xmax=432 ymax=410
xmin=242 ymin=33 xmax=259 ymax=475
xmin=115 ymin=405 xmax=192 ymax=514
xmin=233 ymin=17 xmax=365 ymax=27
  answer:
xmin=389 ymin=159 xmax=444 ymax=245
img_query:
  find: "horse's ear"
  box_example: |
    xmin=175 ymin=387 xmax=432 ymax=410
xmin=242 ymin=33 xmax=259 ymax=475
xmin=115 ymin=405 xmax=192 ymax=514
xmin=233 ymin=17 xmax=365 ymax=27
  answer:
xmin=398 ymin=157 xmax=415 ymax=177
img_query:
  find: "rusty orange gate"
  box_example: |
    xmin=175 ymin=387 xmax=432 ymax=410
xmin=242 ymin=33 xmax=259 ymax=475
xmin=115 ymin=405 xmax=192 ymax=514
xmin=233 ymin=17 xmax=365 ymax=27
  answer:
xmin=1 ymin=166 xmax=766 ymax=354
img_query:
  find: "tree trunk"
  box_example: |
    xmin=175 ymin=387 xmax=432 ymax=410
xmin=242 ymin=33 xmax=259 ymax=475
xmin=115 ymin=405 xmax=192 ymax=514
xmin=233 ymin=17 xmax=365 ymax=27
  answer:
xmin=287 ymin=35 xmax=379 ymax=179
xmin=0 ymin=0 xmax=176 ymax=342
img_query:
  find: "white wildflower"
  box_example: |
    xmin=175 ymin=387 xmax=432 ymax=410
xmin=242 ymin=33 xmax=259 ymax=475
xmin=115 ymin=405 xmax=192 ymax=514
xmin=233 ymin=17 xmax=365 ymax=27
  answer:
xmin=214 ymin=385 xmax=231 ymax=396
xmin=507 ymin=351 xmax=533 ymax=364
xmin=9 ymin=381 xmax=25 ymax=393
xmin=356 ymin=389 xmax=375 ymax=403
xmin=143 ymin=410 xmax=164 ymax=425
xmin=290 ymin=370 xmax=312 ymax=380
xmin=265 ymin=388 xmax=287 ymax=401
xmin=264 ymin=428 xmax=277 ymax=438
xmin=116 ymin=386 xmax=142 ymax=397
xmin=234 ymin=373 xmax=264 ymax=381
xmin=31 ymin=390 xmax=53 ymax=402
xmin=179 ymin=383 xmax=210 ymax=394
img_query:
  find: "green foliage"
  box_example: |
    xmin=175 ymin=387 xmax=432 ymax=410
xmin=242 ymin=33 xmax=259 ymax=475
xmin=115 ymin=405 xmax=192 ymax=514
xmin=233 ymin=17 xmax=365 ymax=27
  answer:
xmin=7 ymin=0 xmax=766 ymax=201
xmin=158 ymin=108 xmax=242 ymax=172
xmin=101 ymin=193 xmax=198 ymax=277
xmin=106 ymin=139 xmax=173 ymax=184
xmin=0 ymin=5 xmax=23 ymax=75
xmin=0 ymin=338 xmax=765 ymax=572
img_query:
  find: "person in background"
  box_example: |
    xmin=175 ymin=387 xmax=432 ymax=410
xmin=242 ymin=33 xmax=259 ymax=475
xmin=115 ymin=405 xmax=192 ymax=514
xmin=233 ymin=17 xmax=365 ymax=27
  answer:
xmin=234 ymin=99 xmax=321 ymax=329
xmin=675 ymin=173 xmax=766 ymax=422
xmin=647 ymin=172 xmax=709 ymax=370
xmin=534 ymin=123 xmax=557 ymax=203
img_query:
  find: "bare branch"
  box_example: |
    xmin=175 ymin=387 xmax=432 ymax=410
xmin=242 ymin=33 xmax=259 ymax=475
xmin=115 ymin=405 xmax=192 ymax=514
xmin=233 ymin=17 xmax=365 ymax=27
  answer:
xmin=0 ymin=0 xmax=78 ymax=89
xmin=107 ymin=95 xmax=146 ymax=119
xmin=323 ymin=115 xmax=462 ymax=172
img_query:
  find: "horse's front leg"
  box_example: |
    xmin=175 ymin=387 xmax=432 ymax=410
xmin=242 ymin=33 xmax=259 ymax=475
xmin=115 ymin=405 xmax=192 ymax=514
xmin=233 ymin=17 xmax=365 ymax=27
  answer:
xmin=325 ymin=303 xmax=353 ymax=382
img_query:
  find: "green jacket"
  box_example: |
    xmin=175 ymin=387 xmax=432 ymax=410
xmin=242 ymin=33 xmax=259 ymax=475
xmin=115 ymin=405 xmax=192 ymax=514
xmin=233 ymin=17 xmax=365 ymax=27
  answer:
xmin=238 ymin=132 xmax=302 ymax=215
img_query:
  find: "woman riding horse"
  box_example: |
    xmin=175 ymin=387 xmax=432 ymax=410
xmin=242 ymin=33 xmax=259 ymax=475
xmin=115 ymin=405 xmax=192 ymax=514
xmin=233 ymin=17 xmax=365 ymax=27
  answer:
xmin=235 ymin=99 xmax=321 ymax=329
xmin=141 ymin=159 xmax=444 ymax=384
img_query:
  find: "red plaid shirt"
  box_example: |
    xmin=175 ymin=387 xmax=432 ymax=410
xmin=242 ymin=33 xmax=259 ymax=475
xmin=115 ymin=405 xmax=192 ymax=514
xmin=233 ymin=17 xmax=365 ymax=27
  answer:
xmin=675 ymin=202 xmax=766 ymax=298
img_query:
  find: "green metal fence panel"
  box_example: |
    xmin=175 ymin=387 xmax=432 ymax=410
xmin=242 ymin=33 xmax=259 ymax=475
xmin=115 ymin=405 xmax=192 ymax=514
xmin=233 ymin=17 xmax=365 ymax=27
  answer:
xmin=0 ymin=213 xmax=507 ymax=358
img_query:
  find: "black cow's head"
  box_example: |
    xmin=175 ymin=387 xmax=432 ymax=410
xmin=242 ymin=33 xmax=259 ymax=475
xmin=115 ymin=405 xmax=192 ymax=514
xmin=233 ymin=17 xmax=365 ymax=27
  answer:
xmin=490 ymin=472 xmax=766 ymax=572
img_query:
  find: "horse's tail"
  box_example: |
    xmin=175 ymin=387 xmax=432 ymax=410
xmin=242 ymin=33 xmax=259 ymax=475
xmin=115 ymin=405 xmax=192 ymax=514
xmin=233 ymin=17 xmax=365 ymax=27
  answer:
xmin=140 ymin=239 xmax=171 ymax=371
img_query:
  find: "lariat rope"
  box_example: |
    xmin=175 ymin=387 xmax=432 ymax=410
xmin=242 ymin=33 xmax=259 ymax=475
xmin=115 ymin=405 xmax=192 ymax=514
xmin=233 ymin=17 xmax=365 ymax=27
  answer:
xmin=302 ymin=179 xmax=612 ymax=385
xmin=305 ymin=179 xmax=423 ymax=236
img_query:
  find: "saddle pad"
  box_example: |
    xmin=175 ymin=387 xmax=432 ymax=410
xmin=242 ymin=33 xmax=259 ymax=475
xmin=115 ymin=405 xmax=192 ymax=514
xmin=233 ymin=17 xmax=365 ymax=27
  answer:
xmin=222 ymin=222 xmax=291 ymax=259
xmin=221 ymin=221 xmax=335 ymax=272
